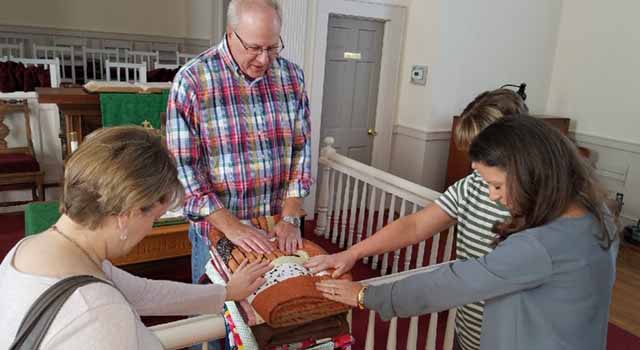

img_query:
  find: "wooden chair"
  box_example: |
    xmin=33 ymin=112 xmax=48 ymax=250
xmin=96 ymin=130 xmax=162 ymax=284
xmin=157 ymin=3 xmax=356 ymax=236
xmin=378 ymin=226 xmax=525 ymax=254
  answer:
xmin=176 ymin=51 xmax=196 ymax=65
xmin=153 ymin=62 xmax=179 ymax=70
xmin=105 ymin=60 xmax=147 ymax=83
xmin=83 ymin=47 xmax=119 ymax=81
xmin=32 ymin=44 xmax=77 ymax=84
xmin=0 ymin=100 xmax=45 ymax=207
xmin=0 ymin=43 xmax=23 ymax=58
xmin=125 ymin=50 xmax=159 ymax=70
xmin=0 ymin=57 xmax=62 ymax=89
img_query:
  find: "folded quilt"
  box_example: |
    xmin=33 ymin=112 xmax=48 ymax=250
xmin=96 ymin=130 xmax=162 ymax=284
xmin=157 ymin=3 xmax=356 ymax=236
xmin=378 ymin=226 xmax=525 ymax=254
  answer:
xmin=207 ymin=216 xmax=351 ymax=328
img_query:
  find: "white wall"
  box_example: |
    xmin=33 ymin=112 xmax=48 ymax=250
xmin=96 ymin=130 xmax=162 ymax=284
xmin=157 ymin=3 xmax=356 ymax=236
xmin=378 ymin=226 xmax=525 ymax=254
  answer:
xmin=0 ymin=0 xmax=216 ymax=40
xmin=390 ymin=0 xmax=563 ymax=191
xmin=546 ymin=0 xmax=640 ymax=224
xmin=546 ymin=0 xmax=639 ymax=143
xmin=186 ymin=0 xmax=216 ymax=41
xmin=395 ymin=0 xmax=562 ymax=133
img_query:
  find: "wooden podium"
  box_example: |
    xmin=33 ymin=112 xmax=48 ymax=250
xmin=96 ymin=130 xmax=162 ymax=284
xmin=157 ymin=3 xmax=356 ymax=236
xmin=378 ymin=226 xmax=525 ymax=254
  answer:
xmin=112 ymin=223 xmax=192 ymax=266
xmin=36 ymin=87 xmax=102 ymax=158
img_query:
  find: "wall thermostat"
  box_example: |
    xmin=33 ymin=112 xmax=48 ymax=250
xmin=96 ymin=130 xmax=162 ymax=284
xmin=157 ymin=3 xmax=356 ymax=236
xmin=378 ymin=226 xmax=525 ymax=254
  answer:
xmin=411 ymin=65 xmax=427 ymax=85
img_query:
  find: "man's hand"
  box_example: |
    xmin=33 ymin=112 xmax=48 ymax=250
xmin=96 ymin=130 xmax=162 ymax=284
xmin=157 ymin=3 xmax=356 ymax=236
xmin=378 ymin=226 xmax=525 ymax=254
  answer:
xmin=208 ymin=209 xmax=275 ymax=253
xmin=225 ymin=223 xmax=275 ymax=254
xmin=272 ymin=220 xmax=303 ymax=253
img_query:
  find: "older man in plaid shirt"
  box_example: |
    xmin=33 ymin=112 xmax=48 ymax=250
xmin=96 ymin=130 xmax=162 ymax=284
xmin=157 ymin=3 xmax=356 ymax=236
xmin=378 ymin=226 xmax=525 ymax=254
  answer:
xmin=166 ymin=0 xmax=312 ymax=285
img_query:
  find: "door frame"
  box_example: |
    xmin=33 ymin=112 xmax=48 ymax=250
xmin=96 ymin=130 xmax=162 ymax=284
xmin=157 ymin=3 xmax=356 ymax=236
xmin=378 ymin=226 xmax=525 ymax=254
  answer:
xmin=307 ymin=0 xmax=407 ymax=214
xmin=310 ymin=0 xmax=407 ymax=172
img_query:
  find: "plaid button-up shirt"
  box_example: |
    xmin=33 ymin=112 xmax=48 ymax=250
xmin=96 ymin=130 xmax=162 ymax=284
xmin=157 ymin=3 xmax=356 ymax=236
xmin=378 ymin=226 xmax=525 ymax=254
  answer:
xmin=166 ymin=37 xmax=312 ymax=239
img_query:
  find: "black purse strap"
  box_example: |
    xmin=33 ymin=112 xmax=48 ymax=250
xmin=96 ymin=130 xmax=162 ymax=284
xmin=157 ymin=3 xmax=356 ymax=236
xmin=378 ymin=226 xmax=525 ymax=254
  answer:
xmin=9 ymin=275 xmax=111 ymax=350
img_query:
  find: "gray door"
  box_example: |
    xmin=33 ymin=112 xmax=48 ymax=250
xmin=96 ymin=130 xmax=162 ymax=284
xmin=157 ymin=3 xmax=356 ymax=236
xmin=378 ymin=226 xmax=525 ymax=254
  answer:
xmin=320 ymin=15 xmax=385 ymax=165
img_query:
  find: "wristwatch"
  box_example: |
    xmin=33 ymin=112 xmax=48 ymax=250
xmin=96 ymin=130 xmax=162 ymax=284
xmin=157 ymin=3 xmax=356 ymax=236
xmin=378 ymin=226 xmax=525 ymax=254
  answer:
xmin=357 ymin=286 xmax=368 ymax=310
xmin=282 ymin=215 xmax=301 ymax=228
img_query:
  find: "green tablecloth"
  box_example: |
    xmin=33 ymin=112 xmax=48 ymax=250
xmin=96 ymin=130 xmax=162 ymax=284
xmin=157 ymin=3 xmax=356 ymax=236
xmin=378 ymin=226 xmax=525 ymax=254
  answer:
xmin=24 ymin=200 xmax=186 ymax=236
xmin=100 ymin=90 xmax=170 ymax=129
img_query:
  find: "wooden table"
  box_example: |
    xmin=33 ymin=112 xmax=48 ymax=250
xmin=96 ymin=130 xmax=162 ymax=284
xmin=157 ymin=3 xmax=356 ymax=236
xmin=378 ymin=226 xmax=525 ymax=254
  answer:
xmin=113 ymin=223 xmax=192 ymax=266
xmin=36 ymin=87 xmax=102 ymax=158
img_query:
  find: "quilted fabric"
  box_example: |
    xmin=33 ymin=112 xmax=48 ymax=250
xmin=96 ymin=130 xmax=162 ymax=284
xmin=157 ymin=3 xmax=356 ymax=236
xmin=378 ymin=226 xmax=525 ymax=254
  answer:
xmin=208 ymin=216 xmax=351 ymax=328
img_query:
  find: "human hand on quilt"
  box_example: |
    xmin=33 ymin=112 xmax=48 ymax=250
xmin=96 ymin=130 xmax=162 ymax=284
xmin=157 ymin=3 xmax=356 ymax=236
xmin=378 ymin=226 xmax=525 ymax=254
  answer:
xmin=225 ymin=222 xmax=275 ymax=254
xmin=316 ymin=280 xmax=364 ymax=308
xmin=226 ymin=260 xmax=272 ymax=301
xmin=272 ymin=220 xmax=303 ymax=253
xmin=305 ymin=250 xmax=357 ymax=278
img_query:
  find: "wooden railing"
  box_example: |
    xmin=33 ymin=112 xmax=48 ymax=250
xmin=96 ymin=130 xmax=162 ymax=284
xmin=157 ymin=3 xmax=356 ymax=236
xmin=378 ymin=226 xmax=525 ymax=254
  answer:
xmin=148 ymin=136 xmax=458 ymax=349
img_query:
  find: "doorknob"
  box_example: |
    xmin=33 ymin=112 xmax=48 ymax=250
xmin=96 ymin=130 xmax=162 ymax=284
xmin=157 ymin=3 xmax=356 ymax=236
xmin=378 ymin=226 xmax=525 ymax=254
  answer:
xmin=367 ymin=128 xmax=378 ymax=136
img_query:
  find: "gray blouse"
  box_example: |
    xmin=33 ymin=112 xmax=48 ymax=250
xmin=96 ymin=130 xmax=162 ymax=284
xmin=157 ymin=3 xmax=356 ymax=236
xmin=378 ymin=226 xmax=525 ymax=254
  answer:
xmin=365 ymin=214 xmax=618 ymax=350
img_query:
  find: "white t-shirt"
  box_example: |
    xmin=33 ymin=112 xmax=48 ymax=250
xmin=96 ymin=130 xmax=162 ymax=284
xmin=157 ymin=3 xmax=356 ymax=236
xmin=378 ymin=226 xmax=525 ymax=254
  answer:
xmin=0 ymin=238 xmax=226 ymax=349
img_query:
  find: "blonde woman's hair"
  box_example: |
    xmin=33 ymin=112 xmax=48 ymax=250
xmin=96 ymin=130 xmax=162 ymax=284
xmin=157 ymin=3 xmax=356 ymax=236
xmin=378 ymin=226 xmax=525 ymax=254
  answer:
xmin=454 ymin=88 xmax=528 ymax=150
xmin=60 ymin=126 xmax=184 ymax=229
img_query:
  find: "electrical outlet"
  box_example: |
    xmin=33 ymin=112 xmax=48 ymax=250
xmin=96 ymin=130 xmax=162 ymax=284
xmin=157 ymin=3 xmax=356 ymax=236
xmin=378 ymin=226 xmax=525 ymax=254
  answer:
xmin=410 ymin=65 xmax=427 ymax=85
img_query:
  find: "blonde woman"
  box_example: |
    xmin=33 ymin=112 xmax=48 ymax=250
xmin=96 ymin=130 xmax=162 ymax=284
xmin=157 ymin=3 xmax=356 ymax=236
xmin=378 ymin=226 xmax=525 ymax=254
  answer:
xmin=0 ymin=126 xmax=271 ymax=349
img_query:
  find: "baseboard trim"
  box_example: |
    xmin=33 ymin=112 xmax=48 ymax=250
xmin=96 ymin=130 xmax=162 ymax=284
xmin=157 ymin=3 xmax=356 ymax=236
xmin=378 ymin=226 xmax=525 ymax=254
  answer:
xmin=393 ymin=125 xmax=451 ymax=142
xmin=573 ymin=132 xmax=640 ymax=155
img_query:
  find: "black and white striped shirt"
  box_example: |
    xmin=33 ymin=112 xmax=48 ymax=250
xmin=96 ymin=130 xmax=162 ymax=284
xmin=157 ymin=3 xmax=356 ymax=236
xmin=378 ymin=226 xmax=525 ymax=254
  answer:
xmin=435 ymin=171 xmax=510 ymax=350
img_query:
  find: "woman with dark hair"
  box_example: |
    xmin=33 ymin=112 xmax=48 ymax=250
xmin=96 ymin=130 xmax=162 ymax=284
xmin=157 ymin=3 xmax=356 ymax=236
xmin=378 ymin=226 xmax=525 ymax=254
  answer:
xmin=306 ymin=88 xmax=528 ymax=350
xmin=316 ymin=116 xmax=618 ymax=350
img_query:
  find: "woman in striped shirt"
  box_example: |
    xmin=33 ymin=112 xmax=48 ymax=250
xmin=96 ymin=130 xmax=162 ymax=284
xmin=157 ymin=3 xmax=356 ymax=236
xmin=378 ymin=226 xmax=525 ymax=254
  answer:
xmin=306 ymin=88 xmax=527 ymax=350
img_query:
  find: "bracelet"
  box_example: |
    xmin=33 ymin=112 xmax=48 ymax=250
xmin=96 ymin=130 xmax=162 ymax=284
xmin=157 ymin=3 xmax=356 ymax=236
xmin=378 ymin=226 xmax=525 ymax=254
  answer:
xmin=357 ymin=285 xmax=368 ymax=310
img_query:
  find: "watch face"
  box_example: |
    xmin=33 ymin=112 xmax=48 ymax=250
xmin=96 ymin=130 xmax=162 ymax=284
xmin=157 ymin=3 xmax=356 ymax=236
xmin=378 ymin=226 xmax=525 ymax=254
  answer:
xmin=284 ymin=216 xmax=300 ymax=227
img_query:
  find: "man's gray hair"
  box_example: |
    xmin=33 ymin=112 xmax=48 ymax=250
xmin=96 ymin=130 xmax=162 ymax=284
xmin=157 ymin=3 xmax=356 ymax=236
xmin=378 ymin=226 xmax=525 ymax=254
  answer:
xmin=227 ymin=0 xmax=282 ymax=29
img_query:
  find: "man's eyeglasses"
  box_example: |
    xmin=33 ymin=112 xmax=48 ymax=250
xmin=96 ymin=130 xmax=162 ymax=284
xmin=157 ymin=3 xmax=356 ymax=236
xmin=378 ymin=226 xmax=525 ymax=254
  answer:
xmin=234 ymin=32 xmax=285 ymax=57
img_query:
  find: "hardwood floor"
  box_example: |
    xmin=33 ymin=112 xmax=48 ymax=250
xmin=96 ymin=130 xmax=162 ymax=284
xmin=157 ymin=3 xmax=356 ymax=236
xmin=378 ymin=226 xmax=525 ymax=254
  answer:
xmin=610 ymin=243 xmax=640 ymax=336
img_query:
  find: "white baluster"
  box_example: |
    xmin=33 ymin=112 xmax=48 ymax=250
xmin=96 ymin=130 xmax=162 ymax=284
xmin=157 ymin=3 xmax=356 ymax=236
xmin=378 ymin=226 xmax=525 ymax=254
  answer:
xmin=404 ymin=203 xmax=419 ymax=272
xmin=387 ymin=316 xmax=398 ymax=350
xmin=409 ymin=204 xmax=424 ymax=350
xmin=444 ymin=226 xmax=456 ymax=262
xmin=365 ymin=310 xmax=376 ymax=350
xmin=391 ymin=199 xmax=406 ymax=274
xmin=356 ymin=181 xmax=368 ymax=245
xmin=443 ymin=308 xmax=458 ymax=350
xmin=407 ymin=312 xmax=419 ymax=350
xmin=426 ymin=312 xmax=438 ymax=350
xmin=314 ymin=163 xmax=331 ymax=236
xmin=332 ymin=172 xmax=344 ymax=244
xmin=325 ymin=168 xmax=336 ymax=239
xmin=381 ymin=194 xmax=396 ymax=275
xmin=372 ymin=191 xmax=387 ymax=270
xmin=363 ymin=187 xmax=377 ymax=264
xmin=429 ymin=232 xmax=441 ymax=266
xmin=339 ymin=175 xmax=351 ymax=248
xmin=347 ymin=178 xmax=360 ymax=248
